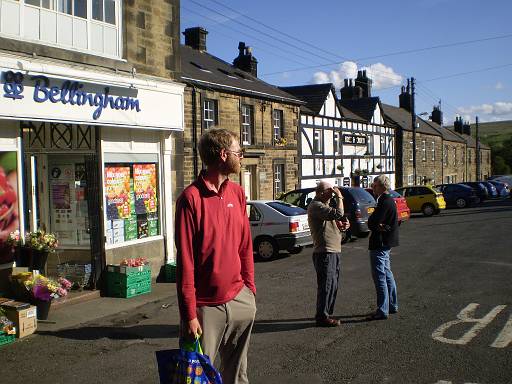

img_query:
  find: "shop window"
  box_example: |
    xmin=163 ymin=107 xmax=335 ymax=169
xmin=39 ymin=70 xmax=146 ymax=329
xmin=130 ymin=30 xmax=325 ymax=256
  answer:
xmin=104 ymin=156 xmax=160 ymax=246
xmin=0 ymin=0 xmax=122 ymax=58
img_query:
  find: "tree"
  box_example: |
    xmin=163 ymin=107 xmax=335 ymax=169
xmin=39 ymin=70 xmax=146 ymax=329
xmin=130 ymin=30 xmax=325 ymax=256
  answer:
xmin=492 ymin=155 xmax=511 ymax=174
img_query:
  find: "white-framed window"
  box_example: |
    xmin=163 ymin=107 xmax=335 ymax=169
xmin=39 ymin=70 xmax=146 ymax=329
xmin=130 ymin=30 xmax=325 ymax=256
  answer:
xmin=422 ymin=140 xmax=426 ymax=161
xmin=333 ymin=131 xmax=340 ymax=155
xmin=407 ymin=174 xmax=414 ymax=186
xmin=313 ymin=129 xmax=323 ymax=154
xmin=203 ymin=99 xmax=217 ymax=130
xmin=469 ymin=149 xmax=472 ymax=164
xmin=444 ymin=145 xmax=449 ymax=166
xmin=272 ymin=109 xmax=284 ymax=143
xmin=367 ymin=134 xmax=374 ymax=155
xmin=380 ymin=135 xmax=386 ymax=155
xmin=409 ymin=140 xmax=413 ymax=162
xmin=454 ymin=147 xmax=457 ymax=166
xmin=0 ymin=0 xmax=122 ymax=58
xmin=241 ymin=104 xmax=253 ymax=145
xmin=315 ymin=158 xmax=323 ymax=175
xmin=273 ymin=163 xmax=285 ymax=198
xmin=431 ymin=141 xmax=435 ymax=161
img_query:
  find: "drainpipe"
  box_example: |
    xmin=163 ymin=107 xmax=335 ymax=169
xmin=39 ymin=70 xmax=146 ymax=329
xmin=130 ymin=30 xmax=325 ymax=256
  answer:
xmin=191 ymin=86 xmax=199 ymax=178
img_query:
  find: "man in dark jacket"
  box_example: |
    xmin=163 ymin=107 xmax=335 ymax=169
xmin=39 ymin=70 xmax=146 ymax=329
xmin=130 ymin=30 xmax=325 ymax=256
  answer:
xmin=367 ymin=175 xmax=399 ymax=320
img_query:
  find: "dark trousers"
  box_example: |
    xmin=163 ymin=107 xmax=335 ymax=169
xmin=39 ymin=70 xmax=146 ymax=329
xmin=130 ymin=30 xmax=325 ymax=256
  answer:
xmin=312 ymin=252 xmax=341 ymax=319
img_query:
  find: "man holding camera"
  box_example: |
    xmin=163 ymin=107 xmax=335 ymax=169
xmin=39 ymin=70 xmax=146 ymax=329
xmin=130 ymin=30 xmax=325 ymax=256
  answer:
xmin=307 ymin=180 xmax=350 ymax=327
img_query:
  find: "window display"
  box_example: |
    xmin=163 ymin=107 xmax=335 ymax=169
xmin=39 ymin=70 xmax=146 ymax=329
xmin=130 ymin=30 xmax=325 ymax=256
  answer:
xmin=104 ymin=162 xmax=160 ymax=245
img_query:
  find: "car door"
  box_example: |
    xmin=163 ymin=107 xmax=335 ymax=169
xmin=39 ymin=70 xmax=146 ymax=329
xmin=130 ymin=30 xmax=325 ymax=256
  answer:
xmin=405 ymin=187 xmax=422 ymax=212
xmin=246 ymin=203 xmax=263 ymax=239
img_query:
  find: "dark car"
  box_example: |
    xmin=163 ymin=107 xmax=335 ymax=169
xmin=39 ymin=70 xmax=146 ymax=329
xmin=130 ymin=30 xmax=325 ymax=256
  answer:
xmin=280 ymin=187 xmax=376 ymax=242
xmin=488 ymin=180 xmax=510 ymax=198
xmin=460 ymin=182 xmax=489 ymax=202
xmin=436 ymin=184 xmax=480 ymax=208
xmin=479 ymin=181 xmax=499 ymax=199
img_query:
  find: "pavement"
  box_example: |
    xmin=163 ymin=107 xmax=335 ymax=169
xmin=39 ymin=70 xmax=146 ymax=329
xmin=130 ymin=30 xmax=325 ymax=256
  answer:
xmin=38 ymin=281 xmax=177 ymax=332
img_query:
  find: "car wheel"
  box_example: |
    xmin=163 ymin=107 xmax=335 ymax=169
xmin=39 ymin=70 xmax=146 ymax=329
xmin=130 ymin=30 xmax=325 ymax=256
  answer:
xmin=455 ymin=198 xmax=467 ymax=208
xmin=422 ymin=203 xmax=435 ymax=217
xmin=255 ymin=237 xmax=278 ymax=261
xmin=287 ymin=246 xmax=303 ymax=255
xmin=341 ymin=229 xmax=352 ymax=245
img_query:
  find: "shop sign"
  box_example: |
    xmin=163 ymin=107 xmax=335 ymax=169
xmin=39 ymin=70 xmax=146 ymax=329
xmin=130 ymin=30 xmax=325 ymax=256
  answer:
xmin=2 ymin=71 xmax=141 ymax=120
xmin=342 ymin=134 xmax=367 ymax=146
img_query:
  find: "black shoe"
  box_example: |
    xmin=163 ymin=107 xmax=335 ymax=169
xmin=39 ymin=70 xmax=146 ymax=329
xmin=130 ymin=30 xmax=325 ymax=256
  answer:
xmin=366 ymin=312 xmax=388 ymax=321
xmin=316 ymin=317 xmax=341 ymax=327
xmin=389 ymin=308 xmax=398 ymax=314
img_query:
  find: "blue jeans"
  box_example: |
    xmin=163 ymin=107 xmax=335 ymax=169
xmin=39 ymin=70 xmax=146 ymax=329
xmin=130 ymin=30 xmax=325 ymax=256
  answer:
xmin=369 ymin=248 xmax=398 ymax=316
xmin=312 ymin=252 xmax=341 ymax=319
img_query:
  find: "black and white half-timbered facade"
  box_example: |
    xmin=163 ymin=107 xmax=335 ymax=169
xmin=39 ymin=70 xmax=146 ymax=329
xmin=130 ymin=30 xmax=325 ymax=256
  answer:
xmin=281 ymin=77 xmax=396 ymax=190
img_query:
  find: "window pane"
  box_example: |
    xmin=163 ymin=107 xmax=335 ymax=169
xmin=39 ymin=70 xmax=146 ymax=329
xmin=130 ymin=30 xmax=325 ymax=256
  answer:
xmin=92 ymin=0 xmax=104 ymax=21
xmin=105 ymin=0 xmax=116 ymax=24
xmin=74 ymin=0 xmax=87 ymax=18
xmin=58 ymin=0 xmax=72 ymax=14
xmin=42 ymin=0 xmax=53 ymax=9
xmin=26 ymin=0 xmax=40 ymax=6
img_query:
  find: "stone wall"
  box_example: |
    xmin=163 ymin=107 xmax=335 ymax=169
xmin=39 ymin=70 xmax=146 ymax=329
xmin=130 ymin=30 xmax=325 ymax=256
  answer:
xmin=178 ymin=86 xmax=300 ymax=200
xmin=400 ymin=131 xmax=443 ymax=186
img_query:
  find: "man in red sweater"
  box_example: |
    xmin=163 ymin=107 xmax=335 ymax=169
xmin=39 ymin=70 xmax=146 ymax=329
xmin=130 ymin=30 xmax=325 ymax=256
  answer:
xmin=175 ymin=128 xmax=256 ymax=384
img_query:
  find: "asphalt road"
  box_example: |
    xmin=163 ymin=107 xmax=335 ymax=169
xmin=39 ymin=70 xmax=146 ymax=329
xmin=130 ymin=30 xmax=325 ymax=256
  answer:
xmin=3 ymin=199 xmax=512 ymax=384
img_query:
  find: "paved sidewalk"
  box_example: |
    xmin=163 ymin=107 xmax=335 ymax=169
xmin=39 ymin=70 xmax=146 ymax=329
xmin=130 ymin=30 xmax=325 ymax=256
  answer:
xmin=37 ymin=281 xmax=177 ymax=332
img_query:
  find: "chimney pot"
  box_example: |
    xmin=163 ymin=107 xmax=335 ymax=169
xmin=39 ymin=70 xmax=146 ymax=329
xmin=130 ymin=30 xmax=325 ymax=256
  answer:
xmin=183 ymin=27 xmax=208 ymax=51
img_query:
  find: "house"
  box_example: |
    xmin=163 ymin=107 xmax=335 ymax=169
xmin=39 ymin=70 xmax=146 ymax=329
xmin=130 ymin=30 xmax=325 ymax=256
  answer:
xmin=281 ymin=70 xmax=396 ymax=189
xmin=0 ymin=1 xmax=184 ymax=283
xmin=451 ymin=118 xmax=492 ymax=180
xmin=178 ymin=27 xmax=303 ymax=200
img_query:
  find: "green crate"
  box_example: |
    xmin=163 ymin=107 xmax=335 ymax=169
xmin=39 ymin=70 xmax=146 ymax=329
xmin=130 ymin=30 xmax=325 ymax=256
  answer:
xmin=107 ymin=271 xmax=151 ymax=287
xmin=164 ymin=263 xmax=176 ymax=283
xmin=108 ymin=280 xmax=152 ymax=298
xmin=0 ymin=332 xmax=15 ymax=347
xmin=107 ymin=264 xmax=151 ymax=275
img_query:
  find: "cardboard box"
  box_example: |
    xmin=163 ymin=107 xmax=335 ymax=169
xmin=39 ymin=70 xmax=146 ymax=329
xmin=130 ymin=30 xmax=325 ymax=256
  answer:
xmin=112 ymin=219 xmax=125 ymax=229
xmin=1 ymin=302 xmax=37 ymax=338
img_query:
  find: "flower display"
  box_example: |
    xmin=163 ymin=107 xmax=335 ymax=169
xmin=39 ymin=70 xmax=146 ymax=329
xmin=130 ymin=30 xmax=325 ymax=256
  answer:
xmin=120 ymin=257 xmax=148 ymax=267
xmin=25 ymin=230 xmax=59 ymax=253
xmin=23 ymin=274 xmax=71 ymax=302
xmin=275 ymin=137 xmax=287 ymax=146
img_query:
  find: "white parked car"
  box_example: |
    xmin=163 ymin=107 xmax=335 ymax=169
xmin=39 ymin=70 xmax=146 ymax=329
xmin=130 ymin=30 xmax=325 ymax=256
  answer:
xmin=246 ymin=200 xmax=313 ymax=260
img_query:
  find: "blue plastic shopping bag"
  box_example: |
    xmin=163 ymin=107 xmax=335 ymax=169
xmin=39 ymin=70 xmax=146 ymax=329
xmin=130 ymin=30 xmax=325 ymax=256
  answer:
xmin=155 ymin=337 xmax=222 ymax=384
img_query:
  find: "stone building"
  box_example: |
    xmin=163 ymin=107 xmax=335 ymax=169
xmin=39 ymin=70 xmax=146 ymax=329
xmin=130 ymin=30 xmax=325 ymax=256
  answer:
xmin=178 ymin=27 xmax=303 ymax=200
xmin=0 ymin=0 xmax=184 ymax=283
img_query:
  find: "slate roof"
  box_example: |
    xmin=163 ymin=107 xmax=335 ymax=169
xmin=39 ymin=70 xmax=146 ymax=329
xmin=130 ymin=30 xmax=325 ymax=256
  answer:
xmin=180 ymin=45 xmax=302 ymax=104
xmin=381 ymin=104 xmax=441 ymax=137
xmin=448 ymin=130 xmax=491 ymax=149
xmin=279 ymin=84 xmax=366 ymax=121
xmin=422 ymin=119 xmax=466 ymax=144
xmin=339 ymin=97 xmax=380 ymax=122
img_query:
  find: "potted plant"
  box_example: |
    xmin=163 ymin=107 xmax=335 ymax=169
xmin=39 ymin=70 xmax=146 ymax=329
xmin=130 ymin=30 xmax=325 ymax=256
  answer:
xmin=23 ymin=274 xmax=71 ymax=320
xmin=274 ymin=137 xmax=287 ymax=147
xmin=376 ymin=164 xmax=382 ymax=170
xmin=24 ymin=230 xmax=59 ymax=272
xmin=336 ymin=164 xmax=344 ymax=172
xmin=361 ymin=169 xmax=369 ymax=176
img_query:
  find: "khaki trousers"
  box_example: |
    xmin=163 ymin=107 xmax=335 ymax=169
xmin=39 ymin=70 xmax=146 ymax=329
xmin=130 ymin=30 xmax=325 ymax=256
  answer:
xmin=197 ymin=285 xmax=257 ymax=384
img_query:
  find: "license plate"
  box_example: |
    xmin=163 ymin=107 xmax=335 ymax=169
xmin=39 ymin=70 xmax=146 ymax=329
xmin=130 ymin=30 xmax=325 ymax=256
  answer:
xmin=367 ymin=207 xmax=375 ymax=214
xmin=303 ymin=223 xmax=309 ymax=230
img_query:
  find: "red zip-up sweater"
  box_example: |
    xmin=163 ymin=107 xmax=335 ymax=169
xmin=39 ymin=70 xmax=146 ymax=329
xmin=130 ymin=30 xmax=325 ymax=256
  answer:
xmin=175 ymin=172 xmax=256 ymax=321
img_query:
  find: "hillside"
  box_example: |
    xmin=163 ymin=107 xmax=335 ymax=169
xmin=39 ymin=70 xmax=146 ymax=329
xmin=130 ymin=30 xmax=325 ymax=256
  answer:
xmin=446 ymin=120 xmax=512 ymax=148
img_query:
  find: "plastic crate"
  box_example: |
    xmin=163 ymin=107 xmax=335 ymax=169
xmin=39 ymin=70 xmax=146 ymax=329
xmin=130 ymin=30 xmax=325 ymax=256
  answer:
xmin=164 ymin=263 xmax=176 ymax=283
xmin=107 ymin=269 xmax=151 ymax=286
xmin=107 ymin=264 xmax=151 ymax=275
xmin=0 ymin=332 xmax=16 ymax=347
xmin=107 ymin=280 xmax=152 ymax=298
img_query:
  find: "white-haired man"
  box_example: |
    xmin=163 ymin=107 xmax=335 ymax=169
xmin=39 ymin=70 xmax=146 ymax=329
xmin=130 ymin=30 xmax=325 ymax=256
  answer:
xmin=307 ymin=180 xmax=350 ymax=327
xmin=367 ymin=175 xmax=399 ymax=320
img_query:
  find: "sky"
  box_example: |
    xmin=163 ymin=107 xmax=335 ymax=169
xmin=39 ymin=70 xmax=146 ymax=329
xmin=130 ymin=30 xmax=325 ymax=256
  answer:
xmin=181 ymin=0 xmax=512 ymax=125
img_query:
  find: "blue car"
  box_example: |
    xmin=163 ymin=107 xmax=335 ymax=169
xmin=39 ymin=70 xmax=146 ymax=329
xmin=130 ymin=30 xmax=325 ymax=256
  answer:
xmin=460 ymin=182 xmax=489 ymax=202
xmin=480 ymin=181 xmax=499 ymax=199
xmin=436 ymin=184 xmax=480 ymax=208
xmin=488 ymin=180 xmax=510 ymax=198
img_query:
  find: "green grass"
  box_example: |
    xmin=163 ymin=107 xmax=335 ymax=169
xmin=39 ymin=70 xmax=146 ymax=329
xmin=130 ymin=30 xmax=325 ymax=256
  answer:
xmin=447 ymin=120 xmax=512 ymax=148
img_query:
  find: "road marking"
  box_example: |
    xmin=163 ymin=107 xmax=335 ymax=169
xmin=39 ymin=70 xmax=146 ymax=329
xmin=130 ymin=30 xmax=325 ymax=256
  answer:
xmin=434 ymin=381 xmax=479 ymax=384
xmin=432 ymin=303 xmax=506 ymax=345
xmin=491 ymin=314 xmax=512 ymax=348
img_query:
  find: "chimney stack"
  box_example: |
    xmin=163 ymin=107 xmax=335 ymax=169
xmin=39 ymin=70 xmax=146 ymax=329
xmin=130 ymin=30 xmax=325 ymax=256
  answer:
xmin=399 ymin=81 xmax=412 ymax=112
xmin=183 ymin=27 xmax=208 ymax=52
xmin=463 ymin=121 xmax=471 ymax=136
xmin=355 ymin=69 xmax=372 ymax=97
xmin=430 ymin=105 xmax=443 ymax=126
xmin=454 ymin=116 xmax=464 ymax=134
xmin=233 ymin=42 xmax=258 ymax=77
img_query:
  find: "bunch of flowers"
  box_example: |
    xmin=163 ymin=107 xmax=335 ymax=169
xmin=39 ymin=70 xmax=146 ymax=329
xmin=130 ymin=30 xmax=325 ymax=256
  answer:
xmin=275 ymin=137 xmax=287 ymax=146
xmin=120 ymin=257 xmax=148 ymax=267
xmin=25 ymin=230 xmax=59 ymax=253
xmin=23 ymin=274 xmax=71 ymax=302
xmin=5 ymin=230 xmax=21 ymax=247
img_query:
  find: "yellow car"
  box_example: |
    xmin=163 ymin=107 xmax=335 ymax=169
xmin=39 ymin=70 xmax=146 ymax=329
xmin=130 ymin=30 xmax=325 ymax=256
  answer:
xmin=395 ymin=185 xmax=446 ymax=217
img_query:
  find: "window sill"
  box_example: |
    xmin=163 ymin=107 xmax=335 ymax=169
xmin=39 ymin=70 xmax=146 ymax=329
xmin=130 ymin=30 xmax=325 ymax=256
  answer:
xmin=105 ymin=235 xmax=164 ymax=250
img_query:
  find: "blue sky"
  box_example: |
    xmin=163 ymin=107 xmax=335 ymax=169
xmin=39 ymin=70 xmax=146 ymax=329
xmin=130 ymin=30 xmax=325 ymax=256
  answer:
xmin=181 ymin=0 xmax=512 ymax=125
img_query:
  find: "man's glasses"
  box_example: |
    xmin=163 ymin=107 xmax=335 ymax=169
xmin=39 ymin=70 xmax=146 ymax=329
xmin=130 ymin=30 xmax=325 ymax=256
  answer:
xmin=226 ymin=150 xmax=244 ymax=158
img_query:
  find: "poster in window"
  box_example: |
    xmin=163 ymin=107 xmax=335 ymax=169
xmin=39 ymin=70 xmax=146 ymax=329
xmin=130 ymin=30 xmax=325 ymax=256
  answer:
xmin=105 ymin=167 xmax=132 ymax=220
xmin=0 ymin=152 xmax=19 ymax=257
xmin=133 ymin=164 xmax=158 ymax=215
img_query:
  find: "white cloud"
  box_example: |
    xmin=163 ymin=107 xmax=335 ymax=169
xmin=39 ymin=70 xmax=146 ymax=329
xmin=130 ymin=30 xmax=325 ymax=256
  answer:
xmin=454 ymin=101 xmax=512 ymax=123
xmin=311 ymin=61 xmax=402 ymax=90
xmin=495 ymin=82 xmax=504 ymax=90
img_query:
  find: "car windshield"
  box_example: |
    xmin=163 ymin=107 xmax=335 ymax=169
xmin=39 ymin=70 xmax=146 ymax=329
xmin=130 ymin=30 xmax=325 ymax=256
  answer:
xmin=266 ymin=202 xmax=306 ymax=216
